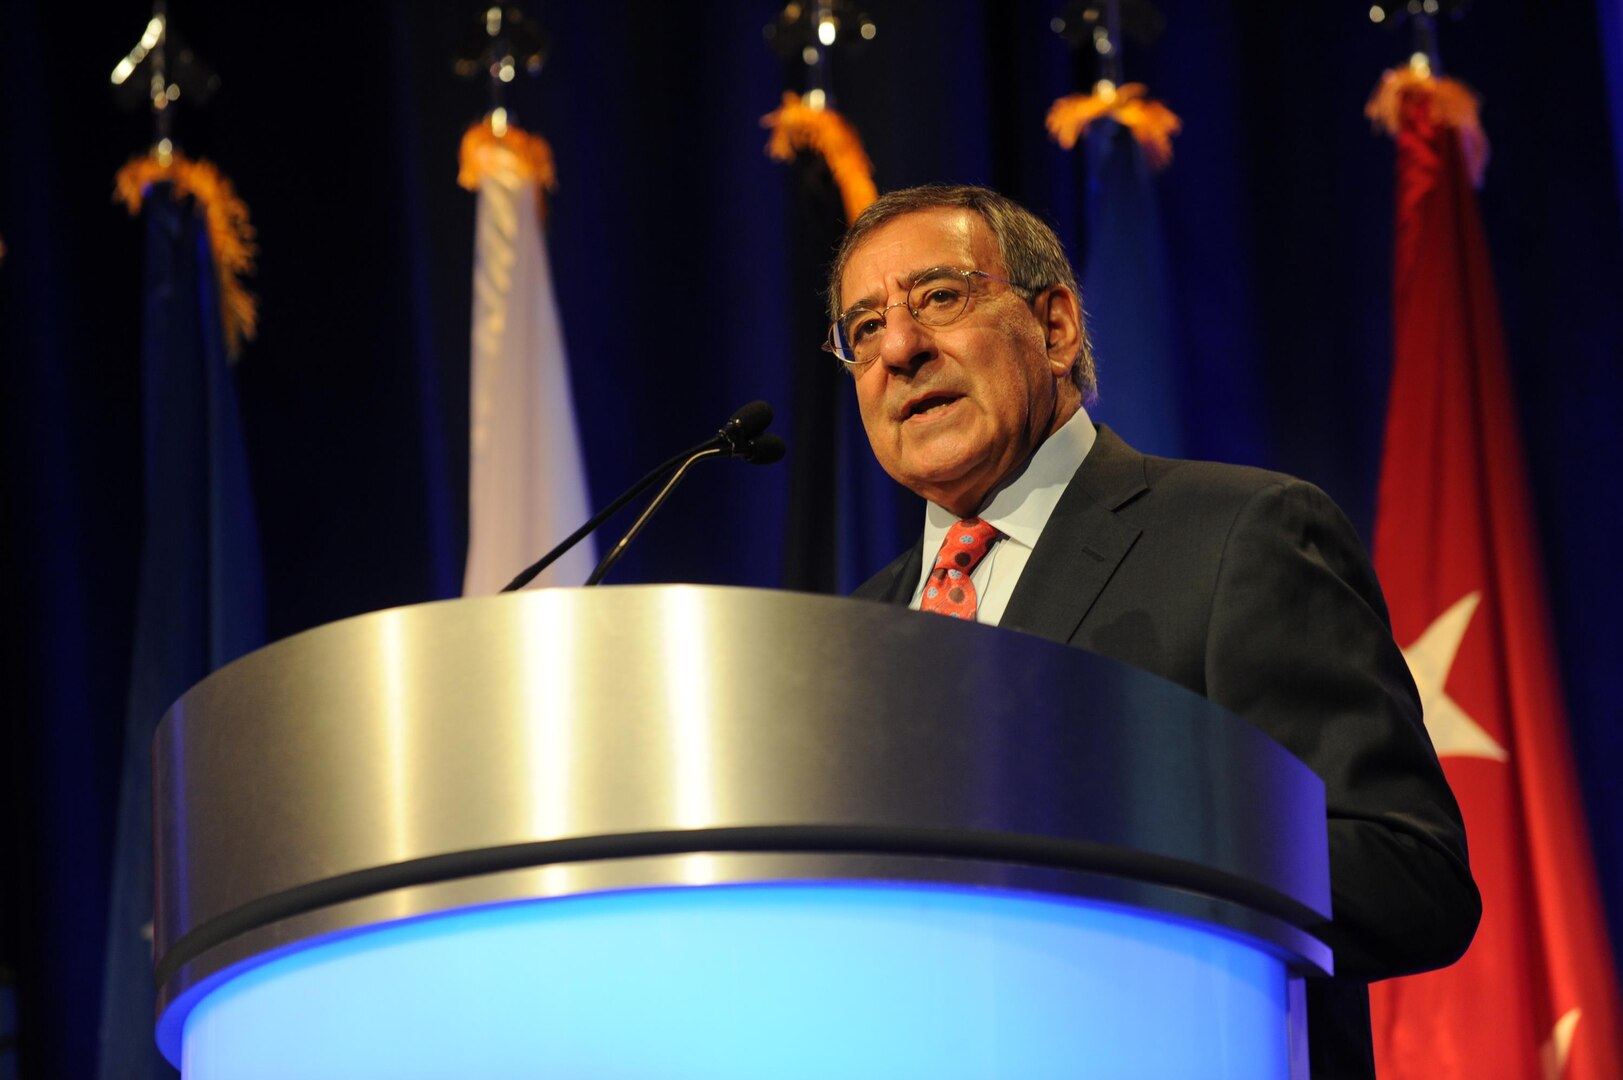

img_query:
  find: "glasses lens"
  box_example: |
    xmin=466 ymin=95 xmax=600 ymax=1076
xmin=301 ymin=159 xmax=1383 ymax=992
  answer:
xmin=834 ymin=307 xmax=885 ymax=365
xmin=909 ymin=270 xmax=972 ymax=327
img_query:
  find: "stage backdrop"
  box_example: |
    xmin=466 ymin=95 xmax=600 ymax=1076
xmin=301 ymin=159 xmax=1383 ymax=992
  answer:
xmin=2 ymin=2 xmax=1620 ymax=1076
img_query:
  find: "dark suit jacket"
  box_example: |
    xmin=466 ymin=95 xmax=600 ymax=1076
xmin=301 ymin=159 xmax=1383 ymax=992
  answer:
xmin=853 ymin=425 xmax=1480 ymax=1079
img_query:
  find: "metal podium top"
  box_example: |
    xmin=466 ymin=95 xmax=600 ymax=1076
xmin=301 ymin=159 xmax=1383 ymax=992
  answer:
xmin=152 ymin=585 xmax=1332 ymax=1014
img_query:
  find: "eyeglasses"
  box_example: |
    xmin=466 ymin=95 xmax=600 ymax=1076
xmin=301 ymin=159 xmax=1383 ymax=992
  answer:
xmin=824 ymin=266 xmax=1034 ymax=370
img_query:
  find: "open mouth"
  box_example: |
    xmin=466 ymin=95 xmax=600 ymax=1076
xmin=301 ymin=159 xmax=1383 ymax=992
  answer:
xmin=904 ymin=394 xmax=960 ymax=420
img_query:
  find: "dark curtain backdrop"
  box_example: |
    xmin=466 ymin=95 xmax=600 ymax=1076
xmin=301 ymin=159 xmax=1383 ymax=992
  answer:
xmin=3 ymin=2 xmax=1620 ymax=1076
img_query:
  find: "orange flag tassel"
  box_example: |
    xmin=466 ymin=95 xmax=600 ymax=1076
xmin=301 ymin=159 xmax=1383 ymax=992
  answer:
xmin=458 ymin=114 xmax=558 ymax=219
xmin=1047 ymin=82 xmax=1182 ymax=171
xmin=115 ymin=151 xmax=259 ymax=359
xmin=761 ymin=92 xmax=878 ymax=225
xmin=1365 ymin=64 xmax=1490 ymax=188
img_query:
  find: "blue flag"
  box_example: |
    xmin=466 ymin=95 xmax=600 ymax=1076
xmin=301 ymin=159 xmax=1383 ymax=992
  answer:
xmin=778 ymin=156 xmax=917 ymax=596
xmin=1083 ymin=118 xmax=1184 ymax=457
xmin=97 ymin=184 xmax=264 ymax=1078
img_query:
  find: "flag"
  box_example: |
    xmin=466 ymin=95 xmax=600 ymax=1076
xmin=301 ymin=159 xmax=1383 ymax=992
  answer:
xmin=459 ymin=118 xmax=595 ymax=594
xmin=100 ymin=161 xmax=265 ymax=1077
xmin=763 ymin=93 xmax=910 ymax=593
xmin=1081 ymin=116 xmax=1182 ymax=455
xmin=1049 ymin=84 xmax=1184 ymax=455
xmin=1365 ymin=69 xmax=1623 ymax=1079
xmin=775 ymin=147 xmax=880 ymax=595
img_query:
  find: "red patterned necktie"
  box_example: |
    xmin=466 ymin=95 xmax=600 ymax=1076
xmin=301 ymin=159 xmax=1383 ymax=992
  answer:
xmin=919 ymin=518 xmax=1002 ymax=620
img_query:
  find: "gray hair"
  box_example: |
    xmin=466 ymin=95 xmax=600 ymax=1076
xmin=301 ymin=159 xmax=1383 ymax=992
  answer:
xmin=826 ymin=184 xmax=1095 ymax=400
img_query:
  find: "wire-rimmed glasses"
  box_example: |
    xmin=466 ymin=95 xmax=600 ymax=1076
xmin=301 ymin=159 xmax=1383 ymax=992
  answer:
xmin=824 ymin=266 xmax=1032 ymax=370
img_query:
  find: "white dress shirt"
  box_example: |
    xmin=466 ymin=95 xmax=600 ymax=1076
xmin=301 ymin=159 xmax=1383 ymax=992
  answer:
xmin=908 ymin=405 xmax=1097 ymax=625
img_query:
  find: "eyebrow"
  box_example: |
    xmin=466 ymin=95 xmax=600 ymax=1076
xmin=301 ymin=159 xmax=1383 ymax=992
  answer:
xmin=842 ymin=266 xmax=969 ymax=315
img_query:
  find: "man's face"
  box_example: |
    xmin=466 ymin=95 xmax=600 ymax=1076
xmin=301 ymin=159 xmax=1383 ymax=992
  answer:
xmin=839 ymin=207 xmax=1074 ymax=516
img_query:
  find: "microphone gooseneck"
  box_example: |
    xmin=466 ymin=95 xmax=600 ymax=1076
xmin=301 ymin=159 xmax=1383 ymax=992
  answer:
xmin=500 ymin=401 xmax=783 ymax=592
xmin=583 ymin=413 xmax=786 ymax=587
xmin=583 ymin=447 xmax=724 ymax=586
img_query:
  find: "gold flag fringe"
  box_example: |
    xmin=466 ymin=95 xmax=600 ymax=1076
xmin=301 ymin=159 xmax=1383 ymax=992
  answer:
xmin=115 ymin=152 xmax=259 ymax=359
xmin=761 ymin=92 xmax=878 ymax=225
xmin=1046 ymin=83 xmax=1182 ymax=171
xmin=1365 ymin=67 xmax=1489 ymax=188
xmin=458 ymin=117 xmax=558 ymax=220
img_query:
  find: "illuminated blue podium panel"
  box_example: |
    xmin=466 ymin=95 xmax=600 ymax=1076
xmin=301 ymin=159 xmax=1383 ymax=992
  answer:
xmin=153 ymin=587 xmax=1332 ymax=1079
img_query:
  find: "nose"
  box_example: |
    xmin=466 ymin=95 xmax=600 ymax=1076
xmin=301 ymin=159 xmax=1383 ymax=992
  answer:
xmin=877 ymin=303 xmax=934 ymax=374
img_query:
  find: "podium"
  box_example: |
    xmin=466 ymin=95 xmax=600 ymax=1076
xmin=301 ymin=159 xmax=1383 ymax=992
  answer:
xmin=152 ymin=586 xmax=1331 ymax=1078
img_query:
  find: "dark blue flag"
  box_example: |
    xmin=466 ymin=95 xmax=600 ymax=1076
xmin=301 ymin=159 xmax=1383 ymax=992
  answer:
xmin=1083 ymin=118 xmax=1184 ymax=457
xmin=97 ymin=184 xmax=263 ymax=1078
xmin=777 ymin=151 xmax=916 ymax=596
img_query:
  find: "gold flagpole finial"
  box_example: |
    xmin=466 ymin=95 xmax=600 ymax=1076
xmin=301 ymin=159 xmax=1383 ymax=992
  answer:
xmin=111 ymin=3 xmax=256 ymax=358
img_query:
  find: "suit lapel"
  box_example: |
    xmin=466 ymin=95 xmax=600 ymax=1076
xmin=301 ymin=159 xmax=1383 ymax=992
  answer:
xmin=1000 ymin=425 xmax=1147 ymax=644
xmin=848 ymin=425 xmax=1150 ymax=639
xmin=851 ymin=537 xmax=924 ymax=604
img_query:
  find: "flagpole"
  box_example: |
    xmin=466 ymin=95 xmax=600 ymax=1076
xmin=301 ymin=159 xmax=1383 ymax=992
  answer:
xmin=1098 ymin=0 xmax=1123 ymax=91
xmin=1408 ymin=8 xmax=1441 ymax=76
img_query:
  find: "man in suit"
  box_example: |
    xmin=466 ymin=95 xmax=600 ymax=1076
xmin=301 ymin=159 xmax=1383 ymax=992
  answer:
xmin=833 ymin=184 xmax=1479 ymax=1078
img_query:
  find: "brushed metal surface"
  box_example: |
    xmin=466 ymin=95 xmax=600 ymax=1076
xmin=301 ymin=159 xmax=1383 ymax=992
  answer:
xmin=154 ymin=585 xmax=1331 ymax=1007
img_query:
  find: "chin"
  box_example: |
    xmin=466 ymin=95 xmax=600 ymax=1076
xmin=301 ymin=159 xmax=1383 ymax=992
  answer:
xmin=900 ymin=466 xmax=983 ymax=509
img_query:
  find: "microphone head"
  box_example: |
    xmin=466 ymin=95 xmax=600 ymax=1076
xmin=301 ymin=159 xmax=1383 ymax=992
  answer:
xmin=723 ymin=400 xmax=774 ymax=441
xmin=741 ymin=434 xmax=786 ymax=465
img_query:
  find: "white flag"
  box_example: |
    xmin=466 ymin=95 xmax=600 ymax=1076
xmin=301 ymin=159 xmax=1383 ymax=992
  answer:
xmin=463 ymin=142 xmax=595 ymax=594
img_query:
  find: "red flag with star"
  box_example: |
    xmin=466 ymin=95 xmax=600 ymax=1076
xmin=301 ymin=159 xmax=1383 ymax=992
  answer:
xmin=1365 ymin=67 xmax=1623 ymax=1079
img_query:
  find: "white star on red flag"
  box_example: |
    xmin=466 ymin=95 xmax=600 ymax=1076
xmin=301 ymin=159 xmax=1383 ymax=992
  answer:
xmin=1400 ymin=591 xmax=1507 ymax=762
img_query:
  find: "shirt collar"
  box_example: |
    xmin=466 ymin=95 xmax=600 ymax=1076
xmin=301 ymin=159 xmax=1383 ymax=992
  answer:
xmin=921 ymin=404 xmax=1096 ymax=554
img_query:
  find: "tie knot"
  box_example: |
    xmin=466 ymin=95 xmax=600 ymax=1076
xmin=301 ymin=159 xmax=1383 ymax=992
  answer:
xmin=920 ymin=518 xmax=1001 ymax=620
xmin=931 ymin=517 xmax=1001 ymax=575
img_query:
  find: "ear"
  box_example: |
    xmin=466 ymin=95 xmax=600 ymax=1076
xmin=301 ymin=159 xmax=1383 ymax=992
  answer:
xmin=1037 ymin=284 xmax=1084 ymax=379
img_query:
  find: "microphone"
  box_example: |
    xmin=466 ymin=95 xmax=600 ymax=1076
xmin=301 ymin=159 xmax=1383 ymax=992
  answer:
xmin=738 ymin=434 xmax=786 ymax=465
xmin=717 ymin=400 xmax=773 ymax=451
xmin=500 ymin=402 xmax=779 ymax=592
